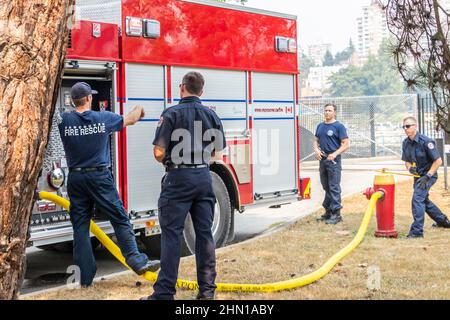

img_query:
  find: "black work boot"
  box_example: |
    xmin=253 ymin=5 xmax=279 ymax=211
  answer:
xmin=134 ymin=260 xmax=160 ymax=275
xmin=325 ymin=210 xmax=343 ymax=225
xmin=140 ymin=294 xmax=174 ymax=300
xmin=432 ymin=217 xmax=450 ymax=229
xmin=406 ymin=233 xmax=423 ymax=238
xmin=196 ymin=292 xmax=215 ymax=300
xmin=316 ymin=209 xmax=332 ymax=222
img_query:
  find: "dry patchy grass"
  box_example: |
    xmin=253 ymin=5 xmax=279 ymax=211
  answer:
xmin=25 ymin=178 xmax=450 ymax=300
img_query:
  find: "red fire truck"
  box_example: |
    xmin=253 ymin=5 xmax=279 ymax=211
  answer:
xmin=30 ymin=0 xmax=310 ymax=256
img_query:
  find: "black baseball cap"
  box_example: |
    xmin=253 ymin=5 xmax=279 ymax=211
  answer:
xmin=70 ymin=82 xmax=98 ymax=100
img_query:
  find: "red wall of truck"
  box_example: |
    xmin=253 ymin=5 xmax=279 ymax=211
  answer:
xmin=121 ymin=0 xmax=297 ymax=73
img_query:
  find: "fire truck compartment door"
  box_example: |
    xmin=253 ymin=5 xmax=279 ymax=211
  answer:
xmin=251 ymin=72 xmax=297 ymax=195
xmin=170 ymin=67 xmax=247 ymax=135
xmin=125 ymin=63 xmax=165 ymax=212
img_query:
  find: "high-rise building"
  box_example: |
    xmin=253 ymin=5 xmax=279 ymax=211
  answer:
xmin=308 ymin=43 xmax=332 ymax=67
xmin=357 ymin=0 xmax=388 ymax=61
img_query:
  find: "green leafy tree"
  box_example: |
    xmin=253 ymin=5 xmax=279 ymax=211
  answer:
xmin=323 ymin=50 xmax=334 ymax=66
xmin=329 ymin=66 xmax=367 ymax=96
xmin=348 ymin=38 xmax=355 ymax=54
xmin=329 ymin=40 xmax=404 ymax=97
xmin=299 ymin=52 xmax=316 ymax=87
xmin=334 ymin=38 xmax=355 ymax=65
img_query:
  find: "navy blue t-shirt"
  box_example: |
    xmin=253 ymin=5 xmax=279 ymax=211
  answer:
xmin=57 ymin=110 xmax=123 ymax=168
xmin=153 ymin=96 xmax=226 ymax=165
xmin=315 ymin=121 xmax=348 ymax=155
xmin=401 ymin=133 xmax=441 ymax=176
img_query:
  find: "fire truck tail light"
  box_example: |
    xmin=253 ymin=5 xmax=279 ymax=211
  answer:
xmin=126 ymin=17 xmax=143 ymax=37
xmin=146 ymin=220 xmax=156 ymax=228
xmin=143 ymin=19 xmax=160 ymax=39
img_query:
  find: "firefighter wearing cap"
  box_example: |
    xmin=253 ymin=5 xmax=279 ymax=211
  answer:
xmin=57 ymin=82 xmax=159 ymax=287
xmin=142 ymin=72 xmax=226 ymax=300
xmin=313 ymin=103 xmax=350 ymax=225
xmin=401 ymin=116 xmax=450 ymax=238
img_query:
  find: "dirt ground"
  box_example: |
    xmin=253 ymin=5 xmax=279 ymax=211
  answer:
xmin=25 ymin=177 xmax=450 ymax=300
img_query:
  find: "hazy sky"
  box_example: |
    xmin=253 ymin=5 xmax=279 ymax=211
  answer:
xmin=244 ymin=0 xmax=372 ymax=53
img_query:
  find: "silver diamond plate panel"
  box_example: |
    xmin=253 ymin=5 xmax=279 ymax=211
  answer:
xmin=42 ymin=112 xmax=66 ymax=175
xmin=75 ymin=0 xmax=122 ymax=26
xmin=32 ymin=110 xmax=67 ymax=218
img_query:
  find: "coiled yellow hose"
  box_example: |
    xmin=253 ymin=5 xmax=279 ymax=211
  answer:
xmin=39 ymin=191 xmax=382 ymax=293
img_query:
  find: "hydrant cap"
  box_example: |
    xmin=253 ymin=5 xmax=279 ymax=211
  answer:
xmin=374 ymin=174 xmax=395 ymax=186
xmin=363 ymin=187 xmax=374 ymax=200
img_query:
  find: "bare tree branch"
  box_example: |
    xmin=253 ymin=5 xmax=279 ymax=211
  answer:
xmin=380 ymin=0 xmax=450 ymax=133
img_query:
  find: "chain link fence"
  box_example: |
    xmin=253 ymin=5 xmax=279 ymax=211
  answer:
xmin=418 ymin=93 xmax=449 ymax=168
xmin=299 ymin=94 xmax=418 ymax=161
xmin=418 ymin=93 xmax=445 ymax=140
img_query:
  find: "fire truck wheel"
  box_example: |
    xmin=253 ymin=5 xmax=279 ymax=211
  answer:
xmin=37 ymin=238 xmax=101 ymax=253
xmin=181 ymin=171 xmax=232 ymax=256
xmin=138 ymin=172 xmax=232 ymax=258
xmin=138 ymin=234 xmax=161 ymax=259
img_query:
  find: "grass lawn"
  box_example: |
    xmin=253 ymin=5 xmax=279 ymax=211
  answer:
xmin=25 ymin=177 xmax=450 ymax=300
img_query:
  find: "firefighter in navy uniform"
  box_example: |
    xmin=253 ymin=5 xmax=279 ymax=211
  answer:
xmin=58 ymin=82 xmax=159 ymax=287
xmin=142 ymin=72 xmax=226 ymax=300
xmin=401 ymin=116 xmax=450 ymax=238
xmin=313 ymin=103 xmax=350 ymax=225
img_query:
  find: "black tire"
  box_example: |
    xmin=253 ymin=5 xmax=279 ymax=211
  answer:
xmin=138 ymin=233 xmax=161 ymax=259
xmin=181 ymin=171 xmax=232 ymax=256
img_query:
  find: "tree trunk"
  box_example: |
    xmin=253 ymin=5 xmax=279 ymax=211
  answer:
xmin=0 ymin=0 xmax=74 ymax=300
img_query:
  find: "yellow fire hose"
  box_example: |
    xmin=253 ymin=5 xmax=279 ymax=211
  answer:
xmin=39 ymin=191 xmax=383 ymax=293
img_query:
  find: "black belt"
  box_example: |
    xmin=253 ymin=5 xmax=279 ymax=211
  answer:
xmin=321 ymin=153 xmax=340 ymax=159
xmin=166 ymin=164 xmax=209 ymax=171
xmin=69 ymin=166 xmax=109 ymax=172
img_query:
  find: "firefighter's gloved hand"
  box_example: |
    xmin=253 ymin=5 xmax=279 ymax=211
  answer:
xmin=409 ymin=166 xmax=418 ymax=175
xmin=416 ymin=173 xmax=432 ymax=189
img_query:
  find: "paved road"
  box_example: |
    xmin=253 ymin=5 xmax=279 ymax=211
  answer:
xmin=21 ymin=157 xmax=410 ymax=295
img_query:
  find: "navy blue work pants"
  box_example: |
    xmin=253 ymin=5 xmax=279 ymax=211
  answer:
xmin=152 ymin=167 xmax=217 ymax=299
xmin=319 ymin=157 xmax=342 ymax=212
xmin=67 ymin=169 xmax=149 ymax=286
xmin=410 ymin=175 xmax=446 ymax=236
